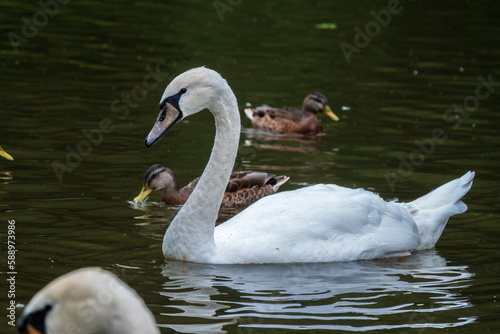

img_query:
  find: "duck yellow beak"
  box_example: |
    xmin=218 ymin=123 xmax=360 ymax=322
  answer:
xmin=145 ymin=102 xmax=182 ymax=148
xmin=133 ymin=184 xmax=154 ymax=203
xmin=0 ymin=147 xmax=14 ymax=161
xmin=323 ymin=105 xmax=340 ymax=122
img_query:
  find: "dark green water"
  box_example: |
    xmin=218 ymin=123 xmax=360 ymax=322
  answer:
xmin=1 ymin=0 xmax=500 ymax=333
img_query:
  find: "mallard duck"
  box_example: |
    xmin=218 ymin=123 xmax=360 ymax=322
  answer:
xmin=0 ymin=146 xmax=13 ymax=160
xmin=144 ymin=67 xmax=474 ymax=264
xmin=133 ymin=163 xmax=289 ymax=207
xmin=17 ymin=267 xmax=159 ymax=334
xmin=244 ymin=92 xmax=339 ymax=134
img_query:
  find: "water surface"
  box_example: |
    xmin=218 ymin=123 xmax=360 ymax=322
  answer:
xmin=1 ymin=0 xmax=499 ymax=333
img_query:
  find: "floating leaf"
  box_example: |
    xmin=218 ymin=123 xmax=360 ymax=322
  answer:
xmin=315 ymin=23 xmax=337 ymax=30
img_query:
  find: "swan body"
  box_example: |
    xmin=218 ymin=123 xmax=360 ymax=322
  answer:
xmin=133 ymin=163 xmax=289 ymax=207
xmin=145 ymin=67 xmax=474 ymax=264
xmin=244 ymin=92 xmax=339 ymax=134
xmin=17 ymin=267 xmax=159 ymax=334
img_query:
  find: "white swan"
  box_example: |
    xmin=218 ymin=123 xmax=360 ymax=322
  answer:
xmin=145 ymin=67 xmax=474 ymax=264
xmin=17 ymin=268 xmax=159 ymax=334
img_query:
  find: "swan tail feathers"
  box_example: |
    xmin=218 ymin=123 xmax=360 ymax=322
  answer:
xmin=272 ymin=176 xmax=290 ymax=192
xmin=405 ymin=171 xmax=474 ymax=250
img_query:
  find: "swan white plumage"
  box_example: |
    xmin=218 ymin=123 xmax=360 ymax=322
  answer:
xmin=17 ymin=268 xmax=159 ymax=334
xmin=145 ymin=67 xmax=474 ymax=264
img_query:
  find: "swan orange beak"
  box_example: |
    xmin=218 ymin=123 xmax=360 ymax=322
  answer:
xmin=0 ymin=146 xmax=14 ymax=160
xmin=323 ymin=105 xmax=339 ymax=122
xmin=145 ymin=102 xmax=182 ymax=148
xmin=133 ymin=184 xmax=153 ymax=203
xmin=22 ymin=324 xmax=42 ymax=334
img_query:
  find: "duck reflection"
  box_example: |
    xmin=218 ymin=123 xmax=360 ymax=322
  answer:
xmin=158 ymin=251 xmax=475 ymax=333
xmin=242 ymin=128 xmax=324 ymax=154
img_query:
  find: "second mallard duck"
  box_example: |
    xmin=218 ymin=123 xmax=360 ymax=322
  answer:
xmin=244 ymin=92 xmax=339 ymax=134
xmin=133 ymin=164 xmax=289 ymax=207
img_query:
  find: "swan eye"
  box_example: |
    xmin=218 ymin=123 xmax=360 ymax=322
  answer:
xmin=180 ymin=88 xmax=187 ymax=94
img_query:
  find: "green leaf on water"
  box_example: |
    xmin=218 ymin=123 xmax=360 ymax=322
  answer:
xmin=315 ymin=23 xmax=337 ymax=30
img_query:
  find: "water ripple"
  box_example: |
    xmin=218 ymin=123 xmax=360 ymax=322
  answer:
xmin=158 ymin=251 xmax=475 ymax=333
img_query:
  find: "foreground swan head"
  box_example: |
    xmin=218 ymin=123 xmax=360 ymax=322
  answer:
xmin=17 ymin=268 xmax=159 ymax=334
xmin=145 ymin=67 xmax=474 ymax=264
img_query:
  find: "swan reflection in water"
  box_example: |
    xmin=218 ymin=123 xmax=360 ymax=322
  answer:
xmin=158 ymin=251 xmax=475 ymax=333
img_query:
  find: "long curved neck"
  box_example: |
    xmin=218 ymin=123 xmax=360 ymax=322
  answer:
xmin=163 ymin=86 xmax=240 ymax=262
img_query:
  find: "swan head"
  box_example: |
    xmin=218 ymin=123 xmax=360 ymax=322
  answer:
xmin=17 ymin=267 xmax=159 ymax=334
xmin=133 ymin=164 xmax=178 ymax=203
xmin=145 ymin=67 xmax=229 ymax=147
xmin=303 ymin=92 xmax=339 ymax=121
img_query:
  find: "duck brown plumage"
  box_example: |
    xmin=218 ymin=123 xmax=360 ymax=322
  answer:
xmin=244 ymin=92 xmax=339 ymax=134
xmin=133 ymin=164 xmax=289 ymax=207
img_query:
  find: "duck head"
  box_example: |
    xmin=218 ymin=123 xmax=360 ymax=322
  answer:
xmin=133 ymin=164 xmax=178 ymax=203
xmin=303 ymin=92 xmax=339 ymax=122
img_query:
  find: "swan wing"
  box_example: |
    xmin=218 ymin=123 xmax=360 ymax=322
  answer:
xmin=214 ymin=184 xmax=421 ymax=263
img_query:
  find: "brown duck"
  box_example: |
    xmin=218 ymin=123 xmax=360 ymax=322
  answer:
xmin=133 ymin=164 xmax=290 ymax=207
xmin=244 ymin=92 xmax=339 ymax=134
